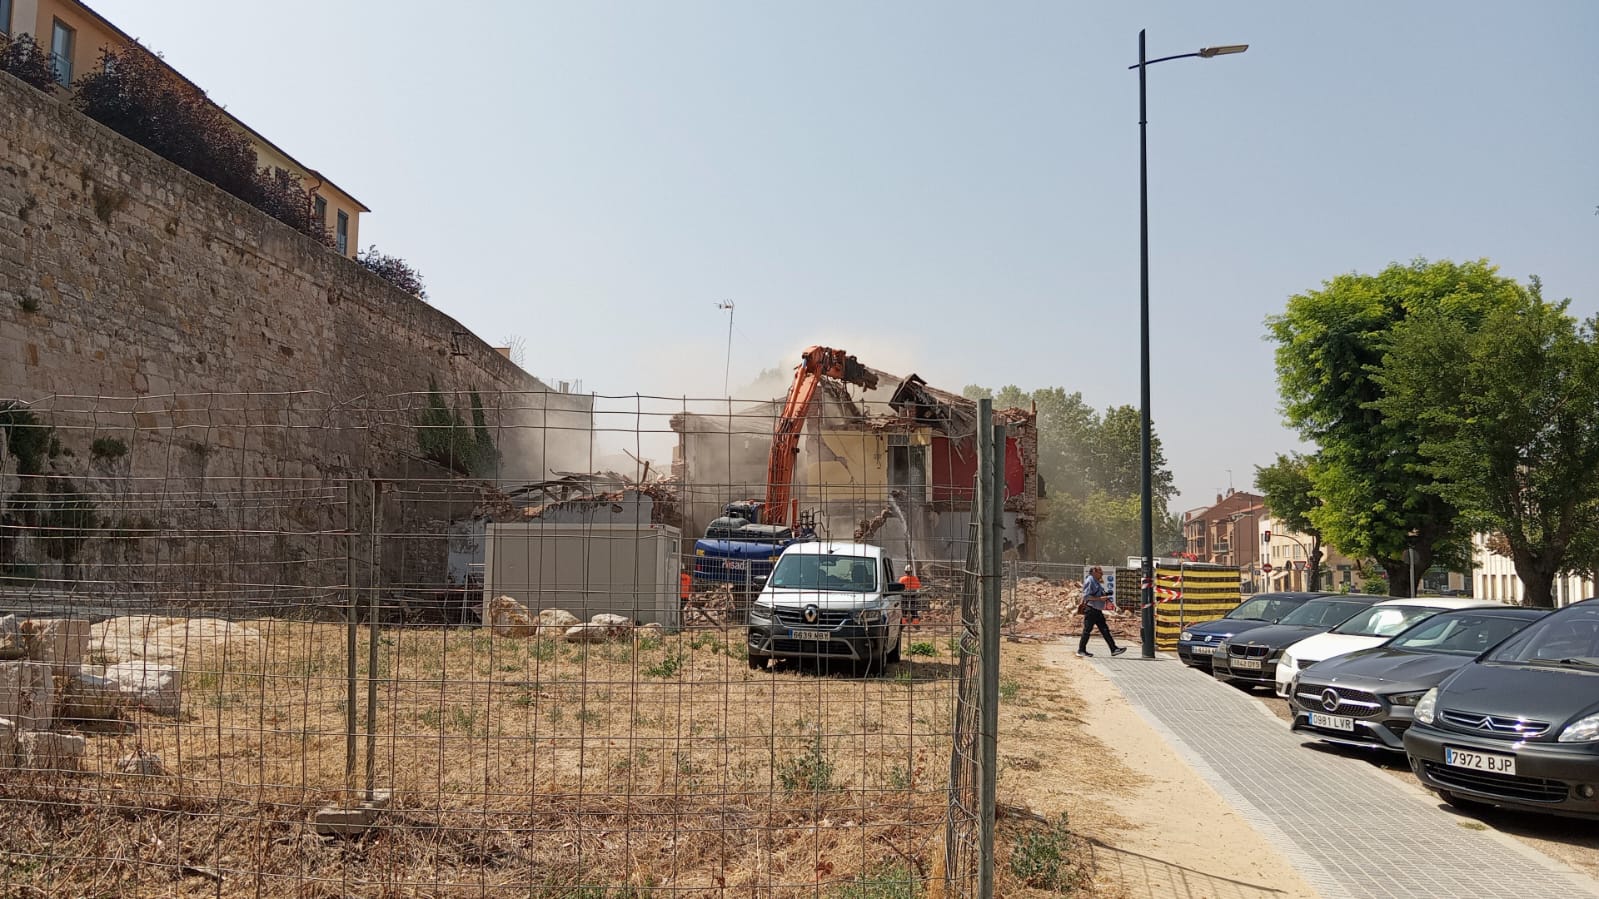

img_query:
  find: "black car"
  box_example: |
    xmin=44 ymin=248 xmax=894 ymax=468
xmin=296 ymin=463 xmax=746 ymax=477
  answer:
xmin=1405 ymin=598 xmax=1599 ymax=818
xmin=1177 ymin=592 xmax=1329 ymax=670
xmin=1290 ymin=607 xmax=1546 ymax=752
xmin=1211 ymin=594 xmax=1384 ymax=689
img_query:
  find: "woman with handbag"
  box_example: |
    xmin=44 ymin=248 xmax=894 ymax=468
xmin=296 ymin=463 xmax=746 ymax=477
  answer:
xmin=1077 ymin=566 xmax=1126 ymax=658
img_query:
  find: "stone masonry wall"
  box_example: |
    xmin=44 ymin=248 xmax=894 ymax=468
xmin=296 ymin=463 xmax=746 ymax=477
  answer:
xmin=0 ymin=72 xmax=589 ymax=598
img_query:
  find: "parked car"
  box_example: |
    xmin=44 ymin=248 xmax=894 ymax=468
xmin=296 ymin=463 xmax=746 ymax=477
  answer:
xmin=1405 ymin=598 xmax=1599 ymax=818
xmin=746 ymin=541 xmax=905 ymax=674
xmin=1177 ymin=592 xmax=1329 ymax=670
xmin=1274 ymin=598 xmax=1502 ymax=697
xmin=1211 ymin=595 xmax=1385 ymax=690
xmin=1289 ymin=607 xmax=1547 ymax=751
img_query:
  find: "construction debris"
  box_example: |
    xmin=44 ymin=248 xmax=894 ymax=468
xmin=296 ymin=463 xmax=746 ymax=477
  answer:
xmin=89 ymin=616 xmax=262 ymax=666
xmin=117 ymin=749 xmax=169 ymax=777
xmin=20 ymin=731 xmax=85 ymax=772
xmin=20 ymin=618 xmax=90 ymax=673
xmin=564 ymin=613 xmax=634 ymax=644
xmin=102 ymin=661 xmax=183 ymax=716
xmin=0 ymin=661 xmax=54 ymax=731
xmin=313 ymin=789 xmax=393 ymax=837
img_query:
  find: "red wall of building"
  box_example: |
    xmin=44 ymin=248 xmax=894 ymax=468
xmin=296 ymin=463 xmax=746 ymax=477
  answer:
xmin=931 ymin=435 xmax=1024 ymax=501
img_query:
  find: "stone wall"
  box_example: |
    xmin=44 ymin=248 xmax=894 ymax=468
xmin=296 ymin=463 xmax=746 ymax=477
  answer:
xmin=0 ymin=71 xmax=593 ymax=597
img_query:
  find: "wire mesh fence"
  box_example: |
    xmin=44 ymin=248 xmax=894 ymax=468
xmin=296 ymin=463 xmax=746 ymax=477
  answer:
xmin=0 ymin=388 xmax=1014 ymax=897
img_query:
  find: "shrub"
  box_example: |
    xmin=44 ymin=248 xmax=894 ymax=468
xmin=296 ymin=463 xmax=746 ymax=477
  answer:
xmin=0 ymin=34 xmax=56 ymax=90
xmin=71 ymin=47 xmax=332 ymax=247
xmin=357 ymin=245 xmax=428 ymax=300
xmin=1008 ymin=813 xmax=1081 ymax=892
xmin=907 ymin=641 xmax=937 ymax=657
xmin=777 ymin=732 xmax=835 ymax=793
xmin=90 ymin=437 xmax=128 ymax=461
xmin=643 ymin=652 xmax=684 ymax=679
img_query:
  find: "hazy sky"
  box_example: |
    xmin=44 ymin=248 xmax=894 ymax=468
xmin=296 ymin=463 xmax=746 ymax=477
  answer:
xmin=90 ymin=1 xmax=1599 ymax=511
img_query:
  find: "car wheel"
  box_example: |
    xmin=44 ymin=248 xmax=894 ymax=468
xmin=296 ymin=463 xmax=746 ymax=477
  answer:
xmin=1441 ymin=791 xmax=1493 ymax=814
xmin=747 ymin=653 xmax=769 ymax=670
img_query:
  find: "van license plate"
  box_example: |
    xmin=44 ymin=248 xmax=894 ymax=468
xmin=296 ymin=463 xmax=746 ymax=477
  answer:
xmin=1309 ymin=713 xmax=1354 ymax=731
xmin=1445 ymin=747 xmax=1515 ymax=776
xmin=1231 ymin=658 xmax=1263 ymax=670
xmin=791 ymin=629 xmax=831 ymax=642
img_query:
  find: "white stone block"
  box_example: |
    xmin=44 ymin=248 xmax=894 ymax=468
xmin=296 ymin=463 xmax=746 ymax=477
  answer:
xmin=20 ymin=731 xmax=85 ymax=772
xmin=21 ymin=618 xmax=90 ymax=673
xmin=0 ymin=661 xmax=55 ymax=731
xmin=103 ymin=661 xmax=182 ymax=716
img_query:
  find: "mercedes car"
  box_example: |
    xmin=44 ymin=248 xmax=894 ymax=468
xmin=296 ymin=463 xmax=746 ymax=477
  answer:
xmin=1211 ymin=594 xmax=1384 ymax=690
xmin=1405 ymin=598 xmax=1599 ymax=818
xmin=1289 ymin=606 xmax=1546 ymax=751
xmin=1177 ymin=591 xmax=1328 ymax=670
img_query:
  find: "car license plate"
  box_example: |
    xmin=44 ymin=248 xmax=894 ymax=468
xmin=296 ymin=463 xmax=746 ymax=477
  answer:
xmin=1445 ymin=747 xmax=1516 ymax=776
xmin=1309 ymin=713 xmax=1354 ymax=732
xmin=791 ymin=629 xmax=831 ymax=642
xmin=1192 ymin=646 xmax=1215 ymax=655
xmin=1231 ymin=658 xmax=1263 ymax=670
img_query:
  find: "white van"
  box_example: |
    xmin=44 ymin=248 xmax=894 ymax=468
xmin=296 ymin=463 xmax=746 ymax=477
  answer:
xmin=746 ymin=541 xmax=906 ymax=674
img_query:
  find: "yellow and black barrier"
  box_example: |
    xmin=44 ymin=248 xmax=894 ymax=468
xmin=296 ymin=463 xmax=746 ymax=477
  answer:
xmin=1153 ymin=564 xmax=1241 ymax=651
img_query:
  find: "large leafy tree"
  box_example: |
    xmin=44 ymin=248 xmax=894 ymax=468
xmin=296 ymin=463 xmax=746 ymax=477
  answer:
xmin=1267 ymin=259 xmax=1526 ymax=595
xmin=1254 ymin=453 xmax=1327 ymax=591
xmin=1375 ymin=289 xmax=1599 ymax=607
xmin=963 ymin=384 xmax=1177 ymax=563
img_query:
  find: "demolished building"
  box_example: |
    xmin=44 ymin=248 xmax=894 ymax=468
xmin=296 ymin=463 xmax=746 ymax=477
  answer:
xmin=670 ymin=369 xmax=1038 ymax=565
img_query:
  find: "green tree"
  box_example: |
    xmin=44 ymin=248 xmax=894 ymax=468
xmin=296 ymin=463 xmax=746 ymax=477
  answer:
xmin=969 ymin=385 xmax=1175 ymax=563
xmin=1375 ymin=290 xmax=1599 ymax=607
xmin=1254 ymin=453 xmax=1327 ymax=591
xmin=1267 ymin=259 xmax=1525 ymax=595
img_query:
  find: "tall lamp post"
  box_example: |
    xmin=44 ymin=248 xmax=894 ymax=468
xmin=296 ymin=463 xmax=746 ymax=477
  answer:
xmin=1132 ymin=31 xmax=1247 ymax=659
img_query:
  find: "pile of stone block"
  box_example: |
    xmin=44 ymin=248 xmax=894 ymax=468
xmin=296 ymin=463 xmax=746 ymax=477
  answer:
xmin=485 ymin=596 xmax=663 ymax=644
xmin=0 ymin=614 xmax=180 ymax=774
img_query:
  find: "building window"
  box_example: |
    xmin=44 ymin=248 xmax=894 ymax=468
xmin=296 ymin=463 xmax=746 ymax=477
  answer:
xmin=335 ymin=210 xmax=348 ymax=255
xmin=313 ymin=195 xmax=327 ymax=226
xmin=1 ymin=0 xmax=13 ymax=35
xmin=50 ymin=19 xmax=75 ymax=86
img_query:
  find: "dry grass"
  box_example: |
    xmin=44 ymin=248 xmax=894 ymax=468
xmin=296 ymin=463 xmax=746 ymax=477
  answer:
xmin=0 ymin=621 xmax=979 ymax=897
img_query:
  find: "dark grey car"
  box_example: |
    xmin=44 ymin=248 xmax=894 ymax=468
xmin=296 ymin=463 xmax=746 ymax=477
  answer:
xmin=1291 ymin=607 xmax=1546 ymax=751
xmin=1211 ymin=595 xmax=1384 ymax=689
xmin=1405 ymin=598 xmax=1599 ymax=818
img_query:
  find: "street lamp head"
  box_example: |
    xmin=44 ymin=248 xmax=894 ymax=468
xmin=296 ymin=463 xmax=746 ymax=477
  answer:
xmin=1198 ymin=44 xmax=1249 ymax=58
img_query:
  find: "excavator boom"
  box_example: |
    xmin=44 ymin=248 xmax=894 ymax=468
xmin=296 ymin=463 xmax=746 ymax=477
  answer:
xmin=764 ymin=346 xmax=878 ymax=525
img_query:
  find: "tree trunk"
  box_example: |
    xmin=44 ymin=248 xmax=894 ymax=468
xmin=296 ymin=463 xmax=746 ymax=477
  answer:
xmin=1381 ymin=557 xmax=1415 ymax=597
xmin=1511 ymin=551 xmax=1558 ymax=609
xmin=1308 ymin=539 xmax=1324 ymax=592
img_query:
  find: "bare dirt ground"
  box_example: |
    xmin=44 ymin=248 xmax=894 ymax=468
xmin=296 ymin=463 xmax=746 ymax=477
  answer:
xmin=1250 ymin=689 xmax=1599 ymax=885
xmin=998 ymin=643 xmax=1317 ymax=899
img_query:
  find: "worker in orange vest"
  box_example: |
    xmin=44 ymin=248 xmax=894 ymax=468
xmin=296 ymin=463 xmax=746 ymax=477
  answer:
xmin=899 ymin=565 xmax=922 ymax=624
xmin=680 ymin=570 xmax=692 ymax=601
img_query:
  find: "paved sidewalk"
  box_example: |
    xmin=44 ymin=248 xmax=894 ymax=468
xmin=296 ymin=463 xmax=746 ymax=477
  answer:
xmin=1090 ymin=654 xmax=1599 ymax=899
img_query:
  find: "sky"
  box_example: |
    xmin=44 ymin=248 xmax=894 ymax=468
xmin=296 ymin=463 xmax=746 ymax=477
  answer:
xmin=89 ymin=1 xmax=1599 ymax=512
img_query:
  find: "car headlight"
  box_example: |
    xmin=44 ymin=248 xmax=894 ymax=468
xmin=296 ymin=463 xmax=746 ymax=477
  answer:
xmin=1414 ymin=688 xmax=1439 ymax=725
xmin=1180 ymin=630 xmax=1194 ymax=642
xmin=1558 ymin=713 xmax=1599 ymax=743
xmin=857 ymin=608 xmax=884 ymax=624
xmin=748 ymin=605 xmax=772 ymax=624
xmin=1280 ymin=653 xmax=1296 ymax=670
xmin=1388 ymin=690 xmax=1428 ymax=707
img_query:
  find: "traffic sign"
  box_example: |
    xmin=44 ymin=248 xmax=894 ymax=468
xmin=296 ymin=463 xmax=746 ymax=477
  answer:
xmin=1261 ymin=562 xmax=1274 ymax=574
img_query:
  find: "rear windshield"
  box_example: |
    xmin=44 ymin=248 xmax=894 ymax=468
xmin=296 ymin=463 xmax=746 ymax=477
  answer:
xmin=1331 ymin=605 xmax=1441 ymax=638
xmin=1227 ymin=595 xmax=1307 ymax=622
xmin=768 ymin=553 xmax=878 ymax=593
xmin=1486 ymin=604 xmax=1599 ymax=668
xmin=1388 ymin=613 xmax=1538 ymax=656
xmin=1278 ymin=599 xmax=1368 ymax=628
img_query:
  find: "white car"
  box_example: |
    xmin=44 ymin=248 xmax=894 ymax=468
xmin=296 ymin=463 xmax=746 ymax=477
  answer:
xmin=1273 ymin=597 xmax=1501 ymax=697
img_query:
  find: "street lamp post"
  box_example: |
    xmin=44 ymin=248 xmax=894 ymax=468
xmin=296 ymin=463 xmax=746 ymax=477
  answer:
xmin=1132 ymin=31 xmax=1247 ymax=659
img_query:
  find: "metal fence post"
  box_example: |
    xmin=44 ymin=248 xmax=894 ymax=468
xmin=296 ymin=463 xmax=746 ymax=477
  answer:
xmin=344 ymin=481 xmax=358 ymax=796
xmin=366 ymin=478 xmax=382 ymax=800
xmin=975 ymin=400 xmax=1003 ymax=899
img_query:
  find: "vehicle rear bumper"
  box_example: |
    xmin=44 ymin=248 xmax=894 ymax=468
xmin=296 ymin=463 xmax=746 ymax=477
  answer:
xmin=1404 ymin=723 xmax=1599 ymax=818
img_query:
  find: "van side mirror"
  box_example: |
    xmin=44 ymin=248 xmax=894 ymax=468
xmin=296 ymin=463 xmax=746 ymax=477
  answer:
xmin=886 ymin=582 xmax=906 ymax=594
xmin=754 ymin=575 xmax=768 ymax=590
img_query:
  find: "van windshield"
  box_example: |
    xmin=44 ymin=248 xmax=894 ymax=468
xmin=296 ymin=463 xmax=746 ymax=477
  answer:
xmin=768 ymin=554 xmax=878 ymax=593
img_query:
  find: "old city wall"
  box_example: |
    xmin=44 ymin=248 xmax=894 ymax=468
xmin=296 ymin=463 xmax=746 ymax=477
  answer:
xmin=0 ymin=72 xmax=585 ymax=601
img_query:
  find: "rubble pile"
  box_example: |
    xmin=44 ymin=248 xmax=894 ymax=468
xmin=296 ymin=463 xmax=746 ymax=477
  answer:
xmin=0 ymin=613 xmax=178 ymax=774
xmin=485 ymin=595 xmax=663 ymax=644
xmin=1005 ymin=578 xmax=1140 ymax=641
xmin=476 ymin=472 xmax=683 ymax=530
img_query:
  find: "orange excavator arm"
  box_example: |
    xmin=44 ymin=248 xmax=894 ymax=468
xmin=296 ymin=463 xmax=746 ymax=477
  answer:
xmin=764 ymin=346 xmax=878 ymax=526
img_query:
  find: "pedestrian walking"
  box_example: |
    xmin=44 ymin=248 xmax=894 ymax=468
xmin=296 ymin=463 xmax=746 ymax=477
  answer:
xmin=1077 ymin=565 xmax=1126 ymax=658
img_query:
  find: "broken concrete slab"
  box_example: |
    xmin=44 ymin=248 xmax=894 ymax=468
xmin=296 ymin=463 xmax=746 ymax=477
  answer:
xmin=21 ymin=618 xmax=90 ymax=673
xmin=486 ymin=596 xmax=536 ymax=637
xmin=20 ymin=731 xmax=85 ymax=772
xmin=61 ymin=671 xmax=123 ymax=721
xmin=116 ymin=749 xmax=168 ymax=777
xmin=103 ymin=661 xmax=182 ymax=717
xmin=0 ymin=717 xmax=15 ymax=768
xmin=0 ymin=661 xmax=55 ymax=731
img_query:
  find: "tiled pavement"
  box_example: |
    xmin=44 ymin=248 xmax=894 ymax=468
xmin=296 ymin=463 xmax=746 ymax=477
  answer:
xmin=1090 ymin=654 xmax=1599 ymax=899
